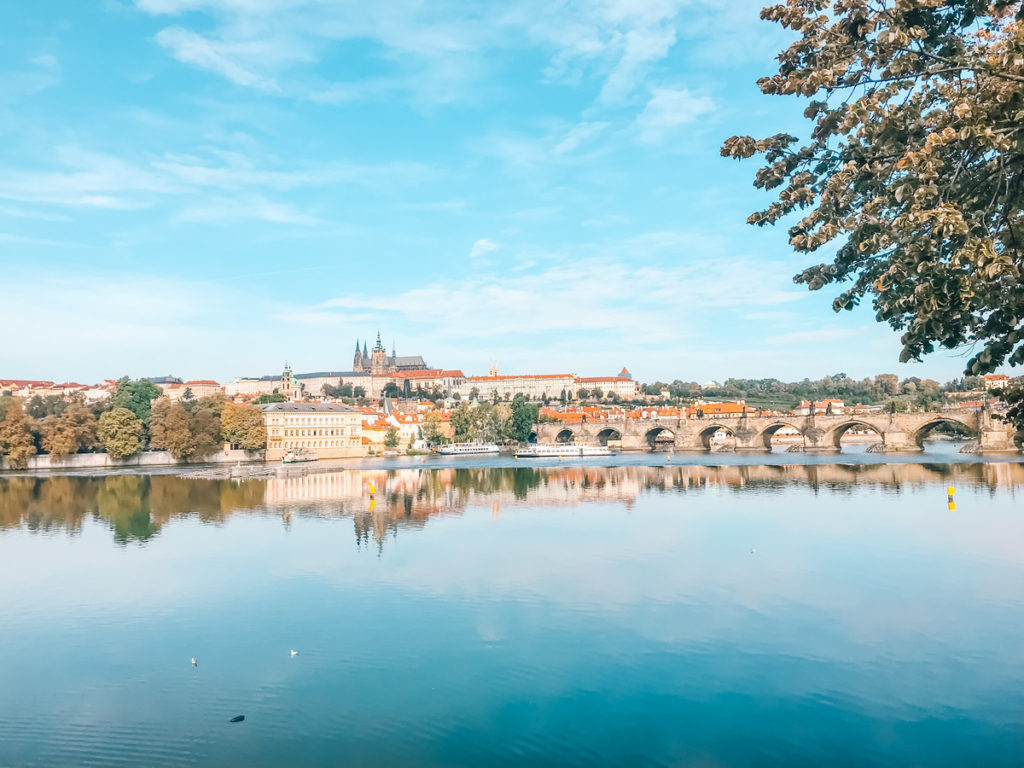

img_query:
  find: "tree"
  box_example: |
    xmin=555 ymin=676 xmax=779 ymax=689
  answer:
xmin=353 ymin=386 xmax=367 ymax=399
xmin=150 ymin=398 xmax=223 ymax=460
xmin=42 ymin=400 xmax=98 ymax=460
xmin=221 ymin=403 xmax=267 ymax=450
xmin=451 ymin=403 xmax=475 ymax=441
xmin=0 ymin=399 xmax=37 ymax=469
xmin=150 ymin=399 xmax=193 ymax=459
xmin=254 ymin=393 xmax=287 ymax=404
xmin=384 ymin=427 xmax=400 ymax=448
xmin=26 ymin=395 xmax=66 ymax=419
xmin=97 ymin=408 xmax=143 ymax=459
xmin=421 ymin=411 xmax=444 ymax=444
xmin=724 ymin=1 xmax=1024 ymax=426
xmin=382 ymin=382 xmax=401 ymax=399
xmin=110 ymin=377 xmax=162 ymax=421
xmin=469 ymin=387 xmax=479 ymax=401
xmin=188 ymin=405 xmax=222 ymax=459
xmin=578 ymin=388 xmax=590 ymax=400
xmin=509 ymin=395 xmax=539 ymax=442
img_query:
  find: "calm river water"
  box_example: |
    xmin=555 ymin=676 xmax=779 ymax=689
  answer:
xmin=1 ymin=458 xmax=1022 ymax=767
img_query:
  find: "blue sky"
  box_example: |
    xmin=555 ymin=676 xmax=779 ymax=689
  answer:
xmin=0 ymin=0 xmax=980 ymax=384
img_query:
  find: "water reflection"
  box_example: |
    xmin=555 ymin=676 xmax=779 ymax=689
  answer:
xmin=1 ymin=462 xmax=1022 ymax=546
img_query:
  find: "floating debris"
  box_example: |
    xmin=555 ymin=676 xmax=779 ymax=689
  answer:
xmin=230 ymin=715 xmax=245 ymax=723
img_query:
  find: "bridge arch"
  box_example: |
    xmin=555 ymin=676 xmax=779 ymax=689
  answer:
xmin=596 ymin=427 xmax=622 ymax=446
xmin=699 ymin=424 xmax=735 ymax=451
xmin=912 ymin=417 xmax=976 ymax=448
xmin=527 ymin=430 xmax=538 ymax=443
xmin=756 ymin=422 xmax=804 ymax=450
xmin=824 ymin=420 xmax=885 ymax=450
xmin=645 ymin=426 xmax=675 ymax=450
xmin=555 ymin=428 xmax=576 ymax=444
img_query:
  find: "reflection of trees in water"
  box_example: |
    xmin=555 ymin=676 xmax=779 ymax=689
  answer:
xmin=2 ymin=462 xmax=1022 ymax=544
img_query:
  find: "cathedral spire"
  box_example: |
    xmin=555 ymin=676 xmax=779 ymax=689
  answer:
xmin=373 ymin=331 xmax=385 ymax=352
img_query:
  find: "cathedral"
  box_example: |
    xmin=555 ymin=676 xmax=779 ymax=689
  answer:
xmin=353 ymin=332 xmax=428 ymax=376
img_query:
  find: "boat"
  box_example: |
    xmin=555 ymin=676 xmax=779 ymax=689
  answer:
xmin=514 ymin=444 xmax=612 ymax=458
xmin=282 ymin=447 xmax=318 ymax=464
xmin=435 ymin=442 xmax=500 ymax=456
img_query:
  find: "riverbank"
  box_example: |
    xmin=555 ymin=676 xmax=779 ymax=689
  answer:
xmin=0 ymin=447 xmax=263 ymax=473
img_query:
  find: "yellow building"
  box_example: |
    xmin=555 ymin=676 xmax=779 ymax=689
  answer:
xmin=261 ymin=402 xmax=364 ymax=460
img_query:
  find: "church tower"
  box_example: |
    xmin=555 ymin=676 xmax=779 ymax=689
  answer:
xmin=371 ymin=332 xmax=387 ymax=375
xmin=353 ymin=340 xmax=363 ymax=372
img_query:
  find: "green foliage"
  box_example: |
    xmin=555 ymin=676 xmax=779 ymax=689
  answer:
xmin=26 ymin=395 xmax=67 ymax=419
xmin=421 ymin=411 xmax=445 ymax=444
xmin=725 ymin=1 xmax=1024 ymax=426
xmin=384 ymin=427 xmax=400 ymax=448
xmin=0 ymin=399 xmax=38 ymax=469
xmin=353 ymin=386 xmax=367 ymax=399
xmin=97 ymin=408 xmax=144 ymax=459
xmin=323 ymin=383 xmax=354 ymax=398
xmin=510 ymin=395 xmax=539 ymax=442
xmin=254 ymin=393 xmax=287 ymax=404
xmin=382 ymin=382 xmax=401 ymax=399
xmin=220 ymin=403 xmax=267 ymax=450
xmin=110 ymin=377 xmax=162 ymax=421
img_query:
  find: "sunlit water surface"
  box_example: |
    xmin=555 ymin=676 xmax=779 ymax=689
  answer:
xmin=1 ymin=459 xmax=1022 ymax=767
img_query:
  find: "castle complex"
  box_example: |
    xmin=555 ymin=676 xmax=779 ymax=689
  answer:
xmin=352 ymin=333 xmax=429 ymax=375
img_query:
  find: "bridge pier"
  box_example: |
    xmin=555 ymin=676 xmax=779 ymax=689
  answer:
xmin=875 ymin=430 xmax=922 ymax=453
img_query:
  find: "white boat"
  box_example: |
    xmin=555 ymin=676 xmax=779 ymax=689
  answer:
xmin=514 ymin=444 xmax=612 ymax=458
xmin=436 ymin=442 xmax=500 ymax=456
xmin=282 ymin=447 xmax=318 ymax=464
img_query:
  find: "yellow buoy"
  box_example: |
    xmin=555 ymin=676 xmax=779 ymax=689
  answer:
xmin=948 ymin=501 xmax=956 ymax=511
xmin=947 ymin=486 xmax=955 ymax=497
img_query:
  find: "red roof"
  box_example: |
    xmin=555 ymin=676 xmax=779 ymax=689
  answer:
xmin=185 ymin=380 xmax=220 ymax=386
xmin=466 ymin=374 xmax=574 ymax=382
xmin=0 ymin=379 xmax=54 ymax=388
xmin=577 ymin=376 xmax=632 ymax=383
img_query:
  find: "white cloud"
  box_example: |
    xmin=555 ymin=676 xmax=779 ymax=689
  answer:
xmin=635 ymin=87 xmax=715 ymax=143
xmin=134 ymin=0 xmax=696 ymax=106
xmin=155 ymin=27 xmax=281 ymax=91
xmin=552 ymin=121 xmax=610 ymax=155
xmin=0 ymin=145 xmax=433 ymax=210
xmin=469 ymin=238 xmax=501 ymax=258
xmin=173 ymin=196 xmax=324 ymax=225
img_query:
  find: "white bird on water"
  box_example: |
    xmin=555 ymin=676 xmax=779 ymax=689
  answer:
xmin=290 ymin=650 xmax=299 ymax=657
xmin=191 ymin=657 xmax=197 ymax=666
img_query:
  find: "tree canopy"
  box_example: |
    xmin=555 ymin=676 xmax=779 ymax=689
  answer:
xmin=723 ymin=1 xmax=1024 ymax=411
xmin=97 ymin=408 xmax=144 ymax=459
xmin=110 ymin=377 xmax=163 ymax=422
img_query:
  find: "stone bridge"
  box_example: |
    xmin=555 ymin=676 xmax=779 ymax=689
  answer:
xmin=532 ymin=408 xmax=1021 ymax=453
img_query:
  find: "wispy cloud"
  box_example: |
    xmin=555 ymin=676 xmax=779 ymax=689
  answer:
xmin=133 ymin=0 xmax=697 ymax=107
xmin=155 ymin=27 xmax=282 ymax=91
xmin=635 ymin=87 xmax=715 ymax=143
xmin=469 ymin=238 xmax=501 ymax=259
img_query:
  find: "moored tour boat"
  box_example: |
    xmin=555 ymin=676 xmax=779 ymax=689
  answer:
xmin=282 ymin=448 xmax=318 ymax=464
xmin=514 ymin=444 xmax=612 ymax=458
xmin=436 ymin=442 xmax=501 ymax=456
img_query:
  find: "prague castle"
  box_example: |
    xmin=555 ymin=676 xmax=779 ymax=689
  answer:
xmin=352 ymin=333 xmax=429 ymax=375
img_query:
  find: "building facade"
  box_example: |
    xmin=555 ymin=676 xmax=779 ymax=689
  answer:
xmin=261 ymin=402 xmax=364 ymax=460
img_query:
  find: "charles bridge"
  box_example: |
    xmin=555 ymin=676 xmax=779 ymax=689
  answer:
xmin=532 ymin=406 xmax=1022 ymax=453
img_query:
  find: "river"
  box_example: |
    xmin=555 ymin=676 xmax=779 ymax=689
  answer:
xmin=1 ymin=454 xmax=1022 ymax=767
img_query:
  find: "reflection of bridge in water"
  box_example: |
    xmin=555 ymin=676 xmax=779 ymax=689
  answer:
xmin=2 ymin=462 xmax=1023 ymax=547
xmin=533 ymin=407 xmax=1022 ymax=453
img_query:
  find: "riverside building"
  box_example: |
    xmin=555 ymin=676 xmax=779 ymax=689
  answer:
xmin=261 ymin=402 xmax=364 ymax=461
